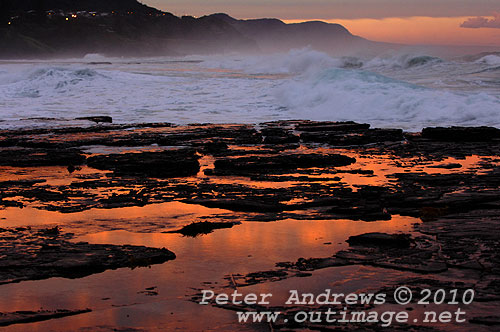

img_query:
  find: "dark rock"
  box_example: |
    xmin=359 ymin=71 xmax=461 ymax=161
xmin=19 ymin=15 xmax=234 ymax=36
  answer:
xmin=0 ymin=309 xmax=92 ymax=327
xmin=262 ymin=135 xmax=300 ymax=144
xmin=138 ymin=286 xmax=159 ymax=296
xmin=87 ymin=149 xmax=200 ymax=177
xmin=420 ymin=207 xmax=449 ymax=221
xmin=227 ymin=270 xmax=290 ymax=287
xmin=301 ymin=128 xmax=404 ymax=145
xmin=260 ymin=127 xmax=300 ymax=144
xmin=0 ymin=148 xmax=86 ymax=167
xmin=0 ymin=179 xmax=46 ymax=187
xmin=295 ymin=121 xmax=370 ymax=132
xmin=0 ymin=200 xmax=24 ymax=208
xmin=427 ymin=163 xmax=462 ymax=169
xmin=213 ymin=153 xmax=356 ymax=175
xmin=470 ymin=316 xmax=500 ymax=326
xmin=75 ymin=116 xmax=113 ymax=124
xmin=327 ymin=206 xmax=392 ymax=221
xmin=199 ymin=140 xmax=229 ymax=154
xmin=0 ymin=227 xmax=176 ymax=284
xmin=277 ymin=257 xmax=350 ymax=271
xmin=169 ymin=221 xmax=240 ymax=237
xmin=37 ymin=226 xmax=60 ymax=236
xmin=338 ymin=235 xmax=448 ymax=273
xmin=347 ymin=233 xmax=412 ymax=248
xmin=422 ymin=126 xmax=500 ymax=141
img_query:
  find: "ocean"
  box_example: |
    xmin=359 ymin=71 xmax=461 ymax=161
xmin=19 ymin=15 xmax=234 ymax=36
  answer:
xmin=1 ymin=48 xmax=499 ymax=131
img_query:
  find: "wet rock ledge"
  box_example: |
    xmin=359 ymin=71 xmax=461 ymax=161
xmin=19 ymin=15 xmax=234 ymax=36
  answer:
xmin=1 ymin=120 xmax=500 ymax=292
xmin=0 ymin=226 xmax=176 ymax=285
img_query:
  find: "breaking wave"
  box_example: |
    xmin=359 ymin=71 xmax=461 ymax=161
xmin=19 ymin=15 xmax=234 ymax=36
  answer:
xmin=276 ymin=67 xmax=500 ymax=131
xmin=1 ymin=49 xmax=499 ymax=131
xmin=4 ymin=67 xmax=107 ymax=98
xmin=475 ymin=54 xmax=500 ymax=66
xmin=363 ymin=54 xmax=443 ymax=69
xmin=201 ymin=49 xmax=446 ymax=75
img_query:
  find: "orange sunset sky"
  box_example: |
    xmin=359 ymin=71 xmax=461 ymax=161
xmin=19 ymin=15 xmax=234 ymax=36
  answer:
xmin=144 ymin=0 xmax=500 ymax=46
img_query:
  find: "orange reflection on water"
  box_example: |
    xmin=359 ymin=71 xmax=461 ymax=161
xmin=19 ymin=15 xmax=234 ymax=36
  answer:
xmin=79 ymin=214 xmax=419 ymax=275
xmin=0 ymin=165 xmax=109 ymax=187
xmin=0 ymin=202 xmax=420 ymax=331
xmin=1 ymin=148 xmax=493 ymax=331
xmin=0 ymin=201 xmax=232 ymax=231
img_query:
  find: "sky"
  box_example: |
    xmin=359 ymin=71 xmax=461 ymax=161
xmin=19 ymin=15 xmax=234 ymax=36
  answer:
xmin=143 ymin=0 xmax=500 ymax=46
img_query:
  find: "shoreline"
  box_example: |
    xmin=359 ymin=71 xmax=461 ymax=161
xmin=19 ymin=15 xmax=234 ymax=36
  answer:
xmin=1 ymin=120 xmax=500 ymax=330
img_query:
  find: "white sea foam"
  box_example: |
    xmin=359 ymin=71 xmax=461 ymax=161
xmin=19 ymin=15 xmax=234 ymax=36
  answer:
xmin=82 ymin=53 xmax=111 ymax=61
xmin=475 ymin=54 xmax=500 ymax=66
xmin=0 ymin=49 xmax=499 ymax=131
xmin=275 ymin=68 xmax=500 ymax=130
xmin=363 ymin=54 xmax=443 ymax=70
xmin=200 ymin=48 xmax=344 ymax=75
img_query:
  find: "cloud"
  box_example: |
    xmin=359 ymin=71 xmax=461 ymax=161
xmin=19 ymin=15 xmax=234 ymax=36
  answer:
xmin=461 ymin=12 xmax=500 ymax=28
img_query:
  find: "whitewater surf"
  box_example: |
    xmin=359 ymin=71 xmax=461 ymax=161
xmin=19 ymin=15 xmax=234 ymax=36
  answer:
xmin=1 ymin=49 xmax=499 ymax=131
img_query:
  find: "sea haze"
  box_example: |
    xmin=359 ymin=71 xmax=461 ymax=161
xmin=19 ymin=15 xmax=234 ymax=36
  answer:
xmin=0 ymin=49 xmax=499 ymax=131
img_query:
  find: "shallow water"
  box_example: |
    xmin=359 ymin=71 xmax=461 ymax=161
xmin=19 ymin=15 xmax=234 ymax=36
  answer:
xmin=0 ymin=202 xmax=418 ymax=331
xmin=1 ymin=149 xmax=495 ymax=330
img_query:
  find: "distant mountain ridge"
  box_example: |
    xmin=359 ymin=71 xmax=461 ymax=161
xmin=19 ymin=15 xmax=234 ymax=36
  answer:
xmin=0 ymin=0 xmax=374 ymax=58
xmin=207 ymin=13 xmax=362 ymax=53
